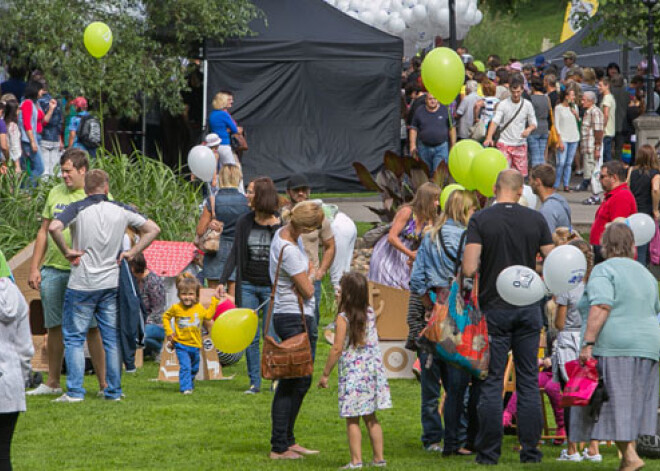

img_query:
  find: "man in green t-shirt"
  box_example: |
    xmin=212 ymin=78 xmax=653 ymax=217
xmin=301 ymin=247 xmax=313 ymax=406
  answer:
xmin=26 ymin=148 xmax=107 ymax=396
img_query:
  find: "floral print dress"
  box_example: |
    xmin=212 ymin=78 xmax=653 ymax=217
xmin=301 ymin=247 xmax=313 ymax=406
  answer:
xmin=337 ymin=307 xmax=392 ymax=418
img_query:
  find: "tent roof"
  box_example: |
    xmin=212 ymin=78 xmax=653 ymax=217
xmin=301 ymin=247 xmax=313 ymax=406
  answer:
xmin=524 ymin=20 xmax=649 ymax=69
xmin=143 ymin=241 xmax=198 ymax=278
xmin=206 ymin=0 xmax=402 ymax=61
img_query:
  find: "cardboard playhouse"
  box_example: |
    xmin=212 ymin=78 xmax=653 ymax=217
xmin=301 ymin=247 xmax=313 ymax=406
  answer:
xmin=369 ymin=281 xmax=415 ymax=380
xmin=8 ymin=242 xmax=48 ymax=372
xmin=142 ymin=241 xmax=233 ymax=382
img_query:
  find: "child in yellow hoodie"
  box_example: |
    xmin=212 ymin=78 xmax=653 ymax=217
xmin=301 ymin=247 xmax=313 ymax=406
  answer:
xmin=163 ymin=273 xmax=220 ymax=394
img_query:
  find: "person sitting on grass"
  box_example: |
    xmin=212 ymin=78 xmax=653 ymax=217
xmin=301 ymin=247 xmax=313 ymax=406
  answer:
xmin=318 ymin=272 xmax=392 ymax=469
xmin=162 ymin=273 xmax=220 ymax=395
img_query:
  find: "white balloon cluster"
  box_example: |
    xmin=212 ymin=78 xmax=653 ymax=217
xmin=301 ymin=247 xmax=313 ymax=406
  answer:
xmin=325 ymin=0 xmax=483 ymax=46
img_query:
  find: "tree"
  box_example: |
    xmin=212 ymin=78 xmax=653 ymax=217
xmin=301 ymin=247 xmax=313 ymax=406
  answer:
xmin=0 ymin=0 xmax=259 ymax=118
xmin=578 ymin=1 xmax=654 ymax=52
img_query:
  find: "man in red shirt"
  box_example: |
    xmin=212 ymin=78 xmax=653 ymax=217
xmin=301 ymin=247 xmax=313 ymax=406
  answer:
xmin=590 ymin=160 xmax=637 ymax=263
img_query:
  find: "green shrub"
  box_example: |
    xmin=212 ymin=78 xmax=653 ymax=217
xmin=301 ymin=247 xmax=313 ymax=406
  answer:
xmin=0 ymin=149 xmax=202 ymax=260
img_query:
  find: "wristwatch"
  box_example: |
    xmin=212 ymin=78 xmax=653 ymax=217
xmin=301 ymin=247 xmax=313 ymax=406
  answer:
xmin=581 ymin=341 xmax=595 ymax=348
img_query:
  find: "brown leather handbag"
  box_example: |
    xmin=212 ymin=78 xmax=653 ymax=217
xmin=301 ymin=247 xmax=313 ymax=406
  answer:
xmin=261 ymin=245 xmax=314 ymax=380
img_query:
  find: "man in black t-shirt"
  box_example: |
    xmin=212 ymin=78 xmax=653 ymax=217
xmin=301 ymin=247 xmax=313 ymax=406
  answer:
xmin=463 ymin=169 xmax=553 ymax=465
xmin=409 ymin=94 xmax=456 ymax=173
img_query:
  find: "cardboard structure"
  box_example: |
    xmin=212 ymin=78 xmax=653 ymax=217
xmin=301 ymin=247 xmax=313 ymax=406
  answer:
xmin=157 ymin=288 xmax=233 ymax=382
xmin=368 ymin=281 xmax=409 ymax=341
xmin=378 ymin=340 xmax=416 ymax=379
xmin=8 ymin=242 xmax=40 ymax=306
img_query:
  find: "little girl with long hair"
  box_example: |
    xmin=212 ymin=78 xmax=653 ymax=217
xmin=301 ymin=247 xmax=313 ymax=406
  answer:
xmin=319 ymin=272 xmax=392 ymax=469
xmin=162 ymin=273 xmax=220 ymax=395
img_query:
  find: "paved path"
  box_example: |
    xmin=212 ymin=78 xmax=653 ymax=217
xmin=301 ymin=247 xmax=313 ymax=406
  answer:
xmin=326 ymin=186 xmax=598 ymax=233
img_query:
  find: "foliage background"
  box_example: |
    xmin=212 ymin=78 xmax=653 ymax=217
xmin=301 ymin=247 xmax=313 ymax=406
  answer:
xmin=0 ymin=0 xmax=259 ymax=118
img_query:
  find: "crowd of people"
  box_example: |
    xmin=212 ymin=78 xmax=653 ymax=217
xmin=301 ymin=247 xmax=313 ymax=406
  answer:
xmin=1 ymin=44 xmax=660 ymax=471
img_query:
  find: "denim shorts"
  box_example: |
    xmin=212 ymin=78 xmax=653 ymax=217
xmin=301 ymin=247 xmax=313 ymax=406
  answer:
xmin=41 ymin=266 xmax=97 ymax=329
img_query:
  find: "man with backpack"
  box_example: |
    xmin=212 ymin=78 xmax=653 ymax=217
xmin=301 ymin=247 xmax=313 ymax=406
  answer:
xmin=67 ymin=96 xmax=101 ymax=159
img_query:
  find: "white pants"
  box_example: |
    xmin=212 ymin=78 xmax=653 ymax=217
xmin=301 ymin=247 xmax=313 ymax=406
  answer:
xmin=40 ymin=140 xmax=61 ymax=177
xmin=330 ymin=212 xmax=358 ymax=288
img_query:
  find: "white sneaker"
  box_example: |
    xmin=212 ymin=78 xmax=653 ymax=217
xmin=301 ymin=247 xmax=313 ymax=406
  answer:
xmin=556 ymin=449 xmax=582 ymax=462
xmin=582 ymin=449 xmax=602 ymax=462
xmin=26 ymin=384 xmax=62 ymax=396
xmin=182 ymin=390 xmax=193 ymax=395
xmin=52 ymin=394 xmax=84 ymax=403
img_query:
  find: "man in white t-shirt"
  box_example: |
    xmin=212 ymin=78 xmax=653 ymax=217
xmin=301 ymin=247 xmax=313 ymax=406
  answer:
xmin=48 ymin=169 xmax=160 ymax=402
xmin=484 ymin=75 xmax=537 ymax=176
xmin=598 ymin=77 xmax=616 ymax=163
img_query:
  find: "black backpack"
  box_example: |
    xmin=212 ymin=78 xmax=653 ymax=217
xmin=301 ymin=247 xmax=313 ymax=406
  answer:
xmin=77 ymin=114 xmax=102 ymax=149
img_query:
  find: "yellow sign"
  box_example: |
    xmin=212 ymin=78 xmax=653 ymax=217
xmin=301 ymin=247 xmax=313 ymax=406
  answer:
xmin=560 ymin=0 xmax=599 ymax=43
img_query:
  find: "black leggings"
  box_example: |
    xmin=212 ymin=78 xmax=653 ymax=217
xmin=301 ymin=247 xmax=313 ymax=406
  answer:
xmin=0 ymin=412 xmax=18 ymax=471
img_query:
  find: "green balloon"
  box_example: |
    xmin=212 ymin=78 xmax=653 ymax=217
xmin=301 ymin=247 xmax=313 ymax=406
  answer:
xmin=471 ymin=148 xmax=509 ymax=197
xmin=440 ymin=184 xmax=465 ymax=211
xmin=421 ymin=47 xmax=465 ymax=105
xmin=473 ymin=60 xmax=486 ymax=72
xmin=448 ymin=139 xmax=482 ymax=190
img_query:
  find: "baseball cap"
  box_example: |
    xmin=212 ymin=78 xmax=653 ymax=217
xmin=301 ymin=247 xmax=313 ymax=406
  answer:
xmin=70 ymin=96 xmax=87 ymax=110
xmin=534 ymin=56 xmax=546 ymax=68
xmin=509 ymin=61 xmax=522 ymax=72
xmin=287 ymin=173 xmax=310 ymax=190
xmin=204 ymin=133 xmax=222 ymax=147
xmin=563 ymin=51 xmax=577 ymax=60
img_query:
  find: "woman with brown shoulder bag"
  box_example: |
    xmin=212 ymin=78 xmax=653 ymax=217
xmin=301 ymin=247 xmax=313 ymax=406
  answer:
xmin=266 ymin=201 xmax=324 ymax=460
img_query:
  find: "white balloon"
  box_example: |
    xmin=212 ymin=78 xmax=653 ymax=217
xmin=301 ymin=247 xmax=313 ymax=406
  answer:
xmin=456 ymin=0 xmax=468 ymax=14
xmin=375 ymin=9 xmax=390 ymax=25
xmin=412 ymin=4 xmax=427 ymax=20
xmin=389 ymin=16 xmax=406 ymax=33
xmin=437 ymin=7 xmax=449 ymax=24
xmin=349 ymin=0 xmax=362 ymax=9
xmin=337 ymin=0 xmax=350 ymax=12
xmin=359 ymin=10 xmax=375 ymax=23
xmin=326 ymin=0 xmax=336 ymax=6
xmin=496 ymin=265 xmax=547 ymax=307
xmin=188 ymin=146 xmax=216 ymax=182
xmin=543 ymin=245 xmax=587 ymax=295
xmin=347 ymin=10 xmax=359 ymax=18
xmin=626 ymin=213 xmax=657 ymax=246
xmin=438 ymin=0 xmax=448 ymax=7
xmin=401 ymin=7 xmax=415 ymax=23
xmin=520 ymin=185 xmax=538 ymax=209
xmin=473 ymin=9 xmax=483 ymax=25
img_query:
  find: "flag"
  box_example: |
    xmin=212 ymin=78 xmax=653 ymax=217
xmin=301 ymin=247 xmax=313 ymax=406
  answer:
xmin=560 ymin=0 xmax=599 ymax=43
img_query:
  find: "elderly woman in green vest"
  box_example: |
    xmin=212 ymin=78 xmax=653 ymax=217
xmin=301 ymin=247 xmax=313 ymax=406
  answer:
xmin=572 ymin=222 xmax=660 ymax=471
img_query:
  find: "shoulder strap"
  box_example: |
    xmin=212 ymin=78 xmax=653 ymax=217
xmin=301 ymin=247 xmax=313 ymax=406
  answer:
xmin=436 ymin=228 xmax=468 ymax=275
xmin=499 ymin=100 xmax=524 ymax=135
xmin=547 ymin=96 xmax=554 ymax=127
xmin=209 ymin=193 xmax=216 ymax=219
xmin=264 ymin=244 xmax=308 ymax=337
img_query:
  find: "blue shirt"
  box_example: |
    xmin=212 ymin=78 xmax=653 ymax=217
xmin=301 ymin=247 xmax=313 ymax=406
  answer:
xmin=67 ymin=111 xmax=89 ymax=149
xmin=410 ymin=219 xmax=466 ymax=295
xmin=38 ymin=93 xmax=63 ymax=142
xmin=204 ymin=188 xmax=250 ymax=240
xmin=208 ymin=110 xmax=238 ymax=145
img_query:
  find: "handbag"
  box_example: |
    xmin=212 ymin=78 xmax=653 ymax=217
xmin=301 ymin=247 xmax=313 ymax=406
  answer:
xmin=230 ymin=132 xmax=248 ymax=152
xmin=547 ymin=97 xmax=560 ymax=149
xmin=194 ymin=195 xmax=223 ymax=254
xmin=468 ymin=120 xmax=487 ymax=142
xmin=492 ymin=100 xmax=523 ymax=144
xmin=560 ymin=359 xmax=599 ymax=407
xmin=420 ymin=230 xmax=490 ymax=379
xmin=649 ymin=223 xmax=660 ymax=265
xmin=261 ymin=245 xmax=314 ymax=380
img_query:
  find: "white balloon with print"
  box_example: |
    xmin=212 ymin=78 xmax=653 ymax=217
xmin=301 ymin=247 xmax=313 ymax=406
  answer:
xmin=543 ymin=245 xmax=587 ymax=295
xmin=188 ymin=146 xmax=216 ymax=183
xmin=626 ymin=213 xmax=656 ymax=246
xmin=496 ymin=265 xmax=547 ymax=307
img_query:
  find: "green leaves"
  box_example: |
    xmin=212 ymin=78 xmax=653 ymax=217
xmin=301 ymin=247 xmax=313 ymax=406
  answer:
xmin=0 ymin=0 xmax=258 ymax=119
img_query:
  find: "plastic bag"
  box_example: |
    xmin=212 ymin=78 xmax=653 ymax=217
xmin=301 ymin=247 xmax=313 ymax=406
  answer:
xmin=560 ymin=358 xmax=599 ymax=407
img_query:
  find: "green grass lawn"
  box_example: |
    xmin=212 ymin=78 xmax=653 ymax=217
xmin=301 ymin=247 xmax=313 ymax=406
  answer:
xmin=15 ymin=293 xmax=623 ymax=471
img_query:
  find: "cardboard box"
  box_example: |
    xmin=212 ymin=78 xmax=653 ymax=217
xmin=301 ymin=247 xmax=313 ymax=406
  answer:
xmin=157 ymin=335 xmax=231 ymax=382
xmin=369 ymin=281 xmax=410 ymax=341
xmin=378 ymin=340 xmax=416 ymax=379
xmin=31 ymin=335 xmax=49 ymax=372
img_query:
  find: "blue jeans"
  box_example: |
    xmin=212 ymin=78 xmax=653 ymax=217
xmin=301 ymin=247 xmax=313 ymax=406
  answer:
xmin=271 ymin=314 xmax=315 ymax=453
xmin=144 ymin=324 xmax=165 ymax=357
xmin=20 ymin=140 xmax=44 ymax=185
xmin=62 ymin=288 xmax=122 ymax=400
xmin=242 ymin=282 xmax=274 ymax=390
xmin=603 ymin=135 xmax=613 ymax=162
xmin=638 ymin=242 xmax=650 ymax=267
xmin=526 ymin=134 xmax=548 ymax=169
xmin=443 ymin=365 xmax=480 ymax=452
xmin=175 ymin=342 xmax=200 ymax=392
xmin=419 ymin=350 xmax=445 ymax=447
xmin=417 ymin=141 xmax=449 ymax=173
xmin=476 ymin=305 xmax=543 ymax=465
xmin=554 ymin=141 xmax=579 ymax=188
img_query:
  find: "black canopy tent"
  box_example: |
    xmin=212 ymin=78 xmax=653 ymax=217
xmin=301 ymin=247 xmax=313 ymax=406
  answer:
xmin=524 ymin=20 xmax=653 ymax=73
xmin=204 ymin=0 xmax=403 ymax=191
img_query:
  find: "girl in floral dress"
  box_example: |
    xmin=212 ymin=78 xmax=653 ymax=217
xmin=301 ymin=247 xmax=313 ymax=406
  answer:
xmin=319 ymin=272 xmax=392 ymax=469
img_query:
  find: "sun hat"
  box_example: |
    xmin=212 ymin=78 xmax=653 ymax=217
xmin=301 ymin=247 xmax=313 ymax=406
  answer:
xmin=563 ymin=51 xmax=577 ymax=60
xmin=204 ymin=133 xmax=222 ymax=147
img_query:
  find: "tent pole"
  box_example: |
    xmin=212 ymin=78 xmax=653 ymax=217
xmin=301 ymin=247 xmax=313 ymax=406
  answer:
xmin=449 ymin=0 xmax=457 ymax=50
xmin=622 ymin=42 xmax=629 ymax=82
xmin=141 ymin=94 xmax=146 ymax=155
xmin=202 ymin=59 xmax=208 ymax=130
